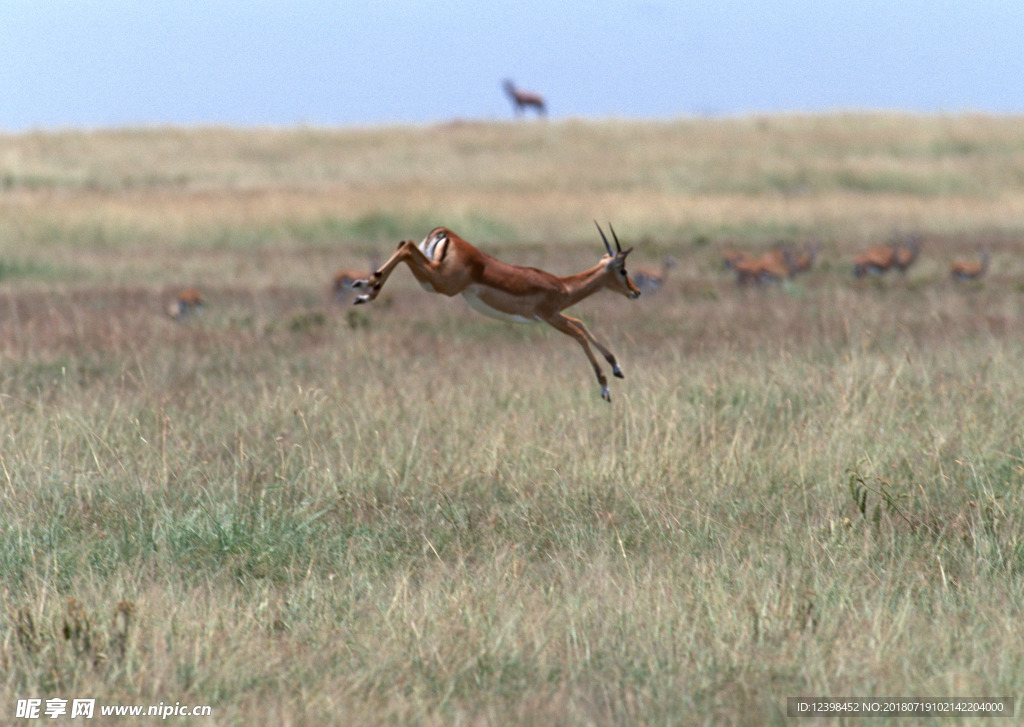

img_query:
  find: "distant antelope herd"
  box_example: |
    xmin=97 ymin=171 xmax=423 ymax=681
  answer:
xmin=723 ymin=241 xmax=818 ymax=285
xmin=717 ymin=233 xmax=993 ymax=287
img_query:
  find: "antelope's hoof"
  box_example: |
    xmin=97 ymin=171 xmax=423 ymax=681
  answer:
xmin=601 ymin=386 xmax=611 ymax=402
xmin=613 ymin=365 xmax=624 ymax=379
xmin=351 ymin=279 xmax=367 ymax=289
xmin=353 ymin=295 xmax=369 ymax=305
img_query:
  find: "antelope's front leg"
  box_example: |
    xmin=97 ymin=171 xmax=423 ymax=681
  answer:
xmin=353 ymin=241 xmax=419 ymax=304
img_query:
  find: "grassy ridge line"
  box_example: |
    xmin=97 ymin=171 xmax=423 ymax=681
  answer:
xmin=3 ymin=114 xmax=1024 ymax=292
xmin=3 ymin=115 xmax=1024 ymax=253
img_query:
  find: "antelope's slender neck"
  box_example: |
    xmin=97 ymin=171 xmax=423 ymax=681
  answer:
xmin=557 ymin=260 xmax=614 ymax=306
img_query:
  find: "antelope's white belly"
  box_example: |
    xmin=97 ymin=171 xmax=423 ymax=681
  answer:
xmin=460 ymin=288 xmax=537 ymax=324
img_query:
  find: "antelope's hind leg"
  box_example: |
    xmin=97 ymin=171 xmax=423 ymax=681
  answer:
xmin=579 ymin=322 xmax=624 ymax=379
xmin=543 ymin=313 xmax=616 ymax=402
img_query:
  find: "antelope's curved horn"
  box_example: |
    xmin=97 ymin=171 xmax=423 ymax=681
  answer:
xmin=609 ymin=223 xmax=623 ymax=253
xmin=594 ymin=220 xmax=614 ymax=255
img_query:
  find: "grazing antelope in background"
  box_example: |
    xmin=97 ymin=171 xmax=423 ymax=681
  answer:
xmin=853 ymin=234 xmax=922 ymax=278
xmin=331 ymin=254 xmax=380 ymax=303
xmin=502 ymin=79 xmax=546 ymax=117
xmin=853 ymin=244 xmax=895 ymax=278
xmin=332 ymin=269 xmax=364 ymax=302
xmin=722 ymin=250 xmax=747 ymax=270
xmin=892 ymin=234 xmax=922 ymax=274
xmin=787 ymin=241 xmax=819 ymax=277
xmin=632 ymin=256 xmax=677 ymax=293
xmin=950 ymin=249 xmax=990 ymax=281
xmin=167 ymin=288 xmax=204 ymax=320
xmin=352 ymin=223 xmax=641 ymax=401
xmin=726 ymin=249 xmax=792 ymax=285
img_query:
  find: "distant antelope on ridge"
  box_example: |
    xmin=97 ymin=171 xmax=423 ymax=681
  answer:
xmin=502 ymin=79 xmax=546 ymax=117
xmin=351 ymin=223 xmax=641 ymax=401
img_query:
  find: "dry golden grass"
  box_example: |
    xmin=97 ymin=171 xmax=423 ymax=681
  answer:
xmin=4 ymin=114 xmax=1024 ymax=252
xmin=2 ymin=116 xmax=1023 ymax=725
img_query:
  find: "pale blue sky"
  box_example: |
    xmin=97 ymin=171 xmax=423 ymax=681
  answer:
xmin=2 ymin=1 xmax=1023 ymax=130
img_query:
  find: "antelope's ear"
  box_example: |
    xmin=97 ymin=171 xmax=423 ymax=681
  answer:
xmin=619 ymin=247 xmax=634 ymax=259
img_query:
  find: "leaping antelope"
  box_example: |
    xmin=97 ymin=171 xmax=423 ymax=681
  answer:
xmin=352 ymin=224 xmax=640 ymax=401
xmin=167 ymin=288 xmax=204 ymax=320
xmin=502 ymin=79 xmax=546 ymax=117
xmin=950 ymin=249 xmax=990 ymax=281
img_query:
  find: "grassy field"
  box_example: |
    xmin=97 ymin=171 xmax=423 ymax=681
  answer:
xmin=2 ymin=115 xmax=1023 ymax=725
